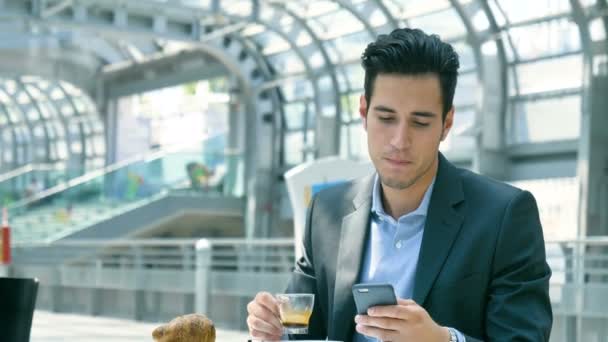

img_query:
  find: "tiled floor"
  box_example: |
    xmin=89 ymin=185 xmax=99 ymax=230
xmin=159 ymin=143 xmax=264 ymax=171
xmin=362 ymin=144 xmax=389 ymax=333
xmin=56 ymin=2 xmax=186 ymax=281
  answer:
xmin=30 ymin=310 xmax=250 ymax=342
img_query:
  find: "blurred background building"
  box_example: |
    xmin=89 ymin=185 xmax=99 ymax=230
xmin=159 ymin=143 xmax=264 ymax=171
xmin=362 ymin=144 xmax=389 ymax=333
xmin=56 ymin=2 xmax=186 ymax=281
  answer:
xmin=0 ymin=0 xmax=606 ymax=341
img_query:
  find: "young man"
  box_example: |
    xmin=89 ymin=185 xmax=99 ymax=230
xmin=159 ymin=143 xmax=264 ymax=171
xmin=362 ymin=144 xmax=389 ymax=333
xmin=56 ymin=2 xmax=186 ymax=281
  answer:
xmin=246 ymin=28 xmax=552 ymax=342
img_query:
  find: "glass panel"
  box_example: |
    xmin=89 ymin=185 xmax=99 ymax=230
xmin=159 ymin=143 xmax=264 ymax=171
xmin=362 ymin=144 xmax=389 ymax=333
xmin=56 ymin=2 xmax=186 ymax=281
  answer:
xmin=590 ymin=18 xmax=606 ymax=42
xmin=340 ymin=123 xmax=349 ymax=158
xmin=57 ymin=140 xmax=68 ymax=159
xmin=356 ymin=2 xmax=388 ymax=27
xmin=441 ymin=109 xmax=475 ymax=151
xmin=312 ymin=10 xmax=364 ymax=39
xmin=348 ymin=123 xmax=369 ymax=161
xmin=400 ymin=0 xmax=451 ymax=18
xmin=257 ymin=31 xmax=291 ymax=55
xmin=510 ymin=96 xmax=581 ymax=144
xmin=408 ymin=8 xmax=466 ymax=40
xmin=60 ymin=102 xmax=75 ymax=116
xmin=318 ymin=75 xmax=336 ymax=117
xmin=454 ymin=72 xmax=479 ymax=107
xmin=345 ymin=62 xmax=365 ymax=90
xmin=0 ymin=109 xmax=7 ymax=126
xmin=336 ymin=63 xmax=364 ymax=91
xmin=33 ymin=125 xmax=45 ymax=138
xmin=71 ymin=140 xmax=82 ymax=153
xmin=73 ymin=98 xmax=87 ymax=114
xmin=281 ymin=79 xmax=314 ymax=102
xmin=300 ymin=44 xmax=326 ymax=69
xmin=341 ymin=93 xmax=361 ymax=123
xmin=61 ymin=81 xmax=83 ymax=96
xmin=50 ymin=88 xmax=65 ymax=100
xmin=27 ymin=107 xmax=40 ymax=121
xmin=6 ymin=105 xmax=22 ymax=123
xmin=495 ymin=0 xmax=570 ymax=24
xmin=297 ymin=0 xmax=339 ymax=18
xmin=579 ymin=0 xmax=596 ymax=5
xmin=508 ymin=19 xmax=580 ymax=61
xmin=325 ymin=30 xmax=372 ymax=64
xmin=453 ymin=42 xmax=476 ymax=71
xmin=39 ymin=102 xmax=53 ymax=119
xmin=284 ymin=102 xmax=306 ymax=130
xmin=266 ymin=51 xmax=306 ymax=75
xmin=95 ymin=136 xmax=106 ymax=155
xmin=471 ymin=7 xmax=490 ymax=31
xmin=222 ymin=0 xmax=252 ymax=16
xmin=284 ymin=131 xmax=304 ymax=165
xmin=54 ymin=121 xmax=65 ymax=137
xmin=514 ymin=55 xmax=582 ymax=94
xmin=17 ymin=92 xmax=30 ymax=105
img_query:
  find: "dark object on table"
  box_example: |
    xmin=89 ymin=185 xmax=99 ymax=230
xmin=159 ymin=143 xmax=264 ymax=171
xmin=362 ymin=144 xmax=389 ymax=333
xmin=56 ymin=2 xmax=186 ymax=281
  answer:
xmin=0 ymin=277 xmax=39 ymax=342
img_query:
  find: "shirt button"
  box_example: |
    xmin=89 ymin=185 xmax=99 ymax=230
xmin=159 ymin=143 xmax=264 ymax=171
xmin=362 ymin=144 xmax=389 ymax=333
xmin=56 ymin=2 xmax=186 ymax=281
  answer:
xmin=395 ymin=240 xmax=402 ymax=249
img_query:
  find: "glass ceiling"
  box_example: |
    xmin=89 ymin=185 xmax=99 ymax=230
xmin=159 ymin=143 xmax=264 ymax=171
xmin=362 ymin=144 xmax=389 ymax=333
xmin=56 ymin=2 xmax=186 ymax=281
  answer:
xmin=0 ymin=0 xmax=604 ymax=170
xmin=0 ymin=76 xmax=104 ymax=173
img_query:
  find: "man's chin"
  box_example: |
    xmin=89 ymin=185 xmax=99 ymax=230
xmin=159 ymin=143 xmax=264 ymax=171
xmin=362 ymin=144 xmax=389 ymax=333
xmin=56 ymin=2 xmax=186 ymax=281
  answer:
xmin=379 ymin=176 xmax=416 ymax=190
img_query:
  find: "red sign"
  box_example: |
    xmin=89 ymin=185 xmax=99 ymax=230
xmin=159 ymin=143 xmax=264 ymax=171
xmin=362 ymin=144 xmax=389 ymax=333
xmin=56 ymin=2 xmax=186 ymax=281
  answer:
xmin=1 ymin=226 xmax=10 ymax=264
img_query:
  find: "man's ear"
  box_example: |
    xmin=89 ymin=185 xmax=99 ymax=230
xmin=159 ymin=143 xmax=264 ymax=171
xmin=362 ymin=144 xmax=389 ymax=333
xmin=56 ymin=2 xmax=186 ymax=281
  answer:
xmin=359 ymin=95 xmax=368 ymax=130
xmin=441 ymin=106 xmax=455 ymax=141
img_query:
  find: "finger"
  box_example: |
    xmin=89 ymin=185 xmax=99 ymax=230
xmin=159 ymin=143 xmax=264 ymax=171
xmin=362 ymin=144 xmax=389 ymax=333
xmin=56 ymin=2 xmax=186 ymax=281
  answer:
xmin=247 ymin=315 xmax=283 ymax=336
xmin=368 ymin=304 xmax=411 ymax=319
xmin=355 ymin=323 xmax=396 ymax=341
xmin=369 ymin=303 xmax=428 ymax=324
xmin=247 ymin=301 xmax=283 ymax=332
xmin=397 ymin=298 xmax=417 ymax=306
xmin=355 ymin=314 xmax=403 ymax=330
xmin=255 ymin=292 xmax=280 ymax=314
xmin=250 ymin=328 xmax=283 ymax=341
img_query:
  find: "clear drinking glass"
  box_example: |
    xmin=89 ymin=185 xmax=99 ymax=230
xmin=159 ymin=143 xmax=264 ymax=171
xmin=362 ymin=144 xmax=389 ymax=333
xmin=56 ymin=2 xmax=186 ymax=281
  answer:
xmin=276 ymin=293 xmax=315 ymax=334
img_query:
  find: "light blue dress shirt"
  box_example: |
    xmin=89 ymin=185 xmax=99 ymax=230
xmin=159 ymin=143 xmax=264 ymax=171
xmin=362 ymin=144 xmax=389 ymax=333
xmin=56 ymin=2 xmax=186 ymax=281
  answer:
xmin=352 ymin=174 xmax=465 ymax=342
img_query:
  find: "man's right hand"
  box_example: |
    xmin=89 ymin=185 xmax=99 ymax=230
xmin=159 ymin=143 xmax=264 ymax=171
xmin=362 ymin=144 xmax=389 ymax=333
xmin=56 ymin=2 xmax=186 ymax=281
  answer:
xmin=246 ymin=292 xmax=284 ymax=341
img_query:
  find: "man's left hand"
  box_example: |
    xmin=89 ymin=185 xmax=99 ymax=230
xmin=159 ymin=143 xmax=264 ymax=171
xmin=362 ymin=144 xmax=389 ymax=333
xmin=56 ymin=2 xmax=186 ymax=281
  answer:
xmin=354 ymin=298 xmax=450 ymax=342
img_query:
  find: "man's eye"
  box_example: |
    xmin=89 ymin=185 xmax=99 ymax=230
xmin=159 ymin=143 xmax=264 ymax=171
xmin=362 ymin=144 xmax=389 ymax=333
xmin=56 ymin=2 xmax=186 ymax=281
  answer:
xmin=378 ymin=116 xmax=394 ymax=122
xmin=414 ymin=121 xmax=430 ymax=127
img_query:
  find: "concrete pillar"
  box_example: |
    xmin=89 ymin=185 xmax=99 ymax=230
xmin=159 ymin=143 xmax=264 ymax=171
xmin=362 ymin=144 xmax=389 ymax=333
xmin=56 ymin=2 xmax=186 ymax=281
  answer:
xmin=225 ymin=80 xmax=245 ymax=197
xmin=133 ymin=246 xmax=145 ymax=321
xmin=195 ymin=239 xmax=212 ymax=316
xmin=473 ymin=50 xmax=509 ymax=180
xmin=578 ymin=72 xmax=608 ymax=237
xmin=51 ymin=266 xmax=64 ymax=312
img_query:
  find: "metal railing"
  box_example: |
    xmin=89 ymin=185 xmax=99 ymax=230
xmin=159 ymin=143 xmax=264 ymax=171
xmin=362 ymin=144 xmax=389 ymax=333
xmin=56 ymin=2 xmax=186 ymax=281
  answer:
xmin=11 ymin=237 xmax=608 ymax=337
xmin=0 ymin=163 xmax=64 ymax=184
xmin=12 ymin=238 xmax=294 ymax=325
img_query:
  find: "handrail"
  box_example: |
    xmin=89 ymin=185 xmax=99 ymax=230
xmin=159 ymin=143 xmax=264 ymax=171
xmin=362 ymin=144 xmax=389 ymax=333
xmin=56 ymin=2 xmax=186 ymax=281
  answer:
xmin=12 ymin=238 xmax=294 ymax=248
xmin=13 ymin=237 xmax=608 ymax=248
xmin=0 ymin=163 xmax=64 ymax=183
xmin=7 ymin=134 xmax=229 ymax=211
xmin=546 ymin=237 xmax=608 ymax=245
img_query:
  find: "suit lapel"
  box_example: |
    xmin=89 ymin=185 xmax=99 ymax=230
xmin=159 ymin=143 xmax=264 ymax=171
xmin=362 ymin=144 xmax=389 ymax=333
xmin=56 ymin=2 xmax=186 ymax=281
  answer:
xmin=330 ymin=175 xmax=374 ymax=342
xmin=412 ymin=153 xmax=465 ymax=305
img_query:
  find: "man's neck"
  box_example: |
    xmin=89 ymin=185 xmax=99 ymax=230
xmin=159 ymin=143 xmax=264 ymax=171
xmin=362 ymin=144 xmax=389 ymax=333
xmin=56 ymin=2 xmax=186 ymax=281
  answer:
xmin=381 ymin=158 xmax=438 ymax=219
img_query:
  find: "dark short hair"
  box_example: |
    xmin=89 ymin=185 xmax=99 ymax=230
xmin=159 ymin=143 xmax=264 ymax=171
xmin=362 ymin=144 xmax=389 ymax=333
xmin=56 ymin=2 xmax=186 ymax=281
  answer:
xmin=361 ymin=28 xmax=460 ymax=120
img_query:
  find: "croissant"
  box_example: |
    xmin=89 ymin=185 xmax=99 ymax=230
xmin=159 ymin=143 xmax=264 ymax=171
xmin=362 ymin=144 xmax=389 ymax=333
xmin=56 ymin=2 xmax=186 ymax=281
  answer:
xmin=152 ymin=313 xmax=216 ymax=342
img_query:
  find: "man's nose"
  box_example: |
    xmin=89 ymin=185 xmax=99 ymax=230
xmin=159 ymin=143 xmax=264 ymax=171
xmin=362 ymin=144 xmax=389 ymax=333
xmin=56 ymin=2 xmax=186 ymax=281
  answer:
xmin=390 ymin=124 xmax=411 ymax=150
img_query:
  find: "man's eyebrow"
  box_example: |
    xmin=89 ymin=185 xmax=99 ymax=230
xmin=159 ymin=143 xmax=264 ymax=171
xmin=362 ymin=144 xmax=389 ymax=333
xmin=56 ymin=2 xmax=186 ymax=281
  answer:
xmin=372 ymin=105 xmax=396 ymax=113
xmin=412 ymin=111 xmax=437 ymax=118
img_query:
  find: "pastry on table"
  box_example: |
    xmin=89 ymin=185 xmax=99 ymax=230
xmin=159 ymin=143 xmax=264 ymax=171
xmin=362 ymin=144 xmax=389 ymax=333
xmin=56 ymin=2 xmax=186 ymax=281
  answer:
xmin=152 ymin=313 xmax=216 ymax=342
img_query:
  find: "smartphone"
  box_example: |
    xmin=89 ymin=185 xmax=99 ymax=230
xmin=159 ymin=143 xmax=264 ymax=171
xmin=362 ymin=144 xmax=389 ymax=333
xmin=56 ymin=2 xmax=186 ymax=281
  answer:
xmin=352 ymin=283 xmax=398 ymax=315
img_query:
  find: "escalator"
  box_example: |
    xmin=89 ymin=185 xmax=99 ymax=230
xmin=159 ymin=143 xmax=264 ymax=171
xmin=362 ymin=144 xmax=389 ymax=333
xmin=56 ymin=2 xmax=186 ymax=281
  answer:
xmin=7 ymin=141 xmax=244 ymax=244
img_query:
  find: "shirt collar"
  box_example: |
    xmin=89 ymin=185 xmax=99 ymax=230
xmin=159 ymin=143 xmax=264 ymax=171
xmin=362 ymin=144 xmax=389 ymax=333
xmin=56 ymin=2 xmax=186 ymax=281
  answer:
xmin=371 ymin=173 xmax=437 ymax=219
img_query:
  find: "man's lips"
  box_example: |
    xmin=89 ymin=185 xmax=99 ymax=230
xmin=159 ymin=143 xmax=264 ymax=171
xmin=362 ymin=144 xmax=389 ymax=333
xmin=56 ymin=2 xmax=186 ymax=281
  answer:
xmin=384 ymin=158 xmax=412 ymax=166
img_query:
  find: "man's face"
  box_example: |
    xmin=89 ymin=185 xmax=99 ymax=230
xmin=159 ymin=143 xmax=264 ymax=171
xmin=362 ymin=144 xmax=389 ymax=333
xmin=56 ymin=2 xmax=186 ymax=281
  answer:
xmin=359 ymin=73 xmax=453 ymax=190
